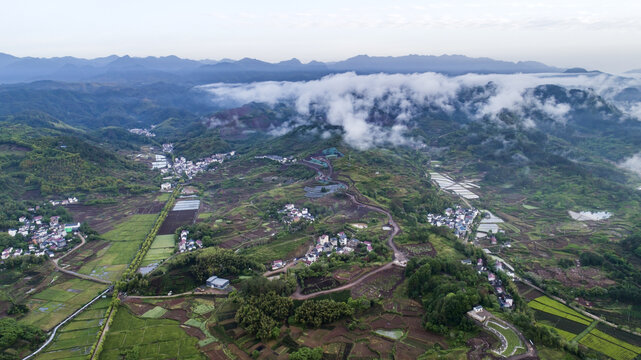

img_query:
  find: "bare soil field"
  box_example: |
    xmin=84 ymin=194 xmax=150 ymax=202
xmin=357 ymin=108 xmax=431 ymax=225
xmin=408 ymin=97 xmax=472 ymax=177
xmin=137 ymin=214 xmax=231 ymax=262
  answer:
xmin=400 ymin=242 xmax=437 ymax=258
xmin=531 ymin=263 xmax=615 ymax=289
xmin=351 ymin=267 xmax=405 ymax=299
xmin=158 ymin=209 xmax=198 ymax=235
xmin=302 ymin=277 xmax=341 ymax=295
xmin=332 ymin=265 xmax=378 ymax=283
xmin=66 ymin=195 xmax=164 ymax=233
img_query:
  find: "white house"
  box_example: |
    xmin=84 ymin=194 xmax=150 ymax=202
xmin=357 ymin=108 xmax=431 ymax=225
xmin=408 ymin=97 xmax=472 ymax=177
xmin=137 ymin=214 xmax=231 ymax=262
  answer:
xmin=161 ymin=182 xmax=172 ymax=191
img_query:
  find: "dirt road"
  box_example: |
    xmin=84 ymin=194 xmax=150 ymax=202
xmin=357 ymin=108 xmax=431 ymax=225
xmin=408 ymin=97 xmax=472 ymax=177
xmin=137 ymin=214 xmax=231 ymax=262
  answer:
xmin=290 ymin=158 xmax=406 ymax=300
xmin=52 ymin=234 xmax=112 ymax=285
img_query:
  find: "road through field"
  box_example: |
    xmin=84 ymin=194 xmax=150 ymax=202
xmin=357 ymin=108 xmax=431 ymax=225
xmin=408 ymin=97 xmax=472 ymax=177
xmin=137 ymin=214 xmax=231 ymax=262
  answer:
xmin=291 ymin=158 xmax=405 ymax=300
xmin=52 ymin=234 xmax=112 ymax=285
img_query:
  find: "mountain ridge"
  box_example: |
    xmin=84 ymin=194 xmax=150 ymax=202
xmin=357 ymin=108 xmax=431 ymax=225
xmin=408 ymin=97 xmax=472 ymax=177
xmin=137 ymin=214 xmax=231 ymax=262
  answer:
xmin=0 ymin=52 xmax=564 ymax=85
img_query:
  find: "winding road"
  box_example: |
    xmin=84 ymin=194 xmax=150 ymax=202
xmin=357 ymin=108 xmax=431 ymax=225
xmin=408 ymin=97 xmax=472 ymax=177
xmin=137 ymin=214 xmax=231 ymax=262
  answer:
xmin=52 ymin=234 xmax=112 ymax=285
xmin=290 ymin=158 xmax=406 ymax=300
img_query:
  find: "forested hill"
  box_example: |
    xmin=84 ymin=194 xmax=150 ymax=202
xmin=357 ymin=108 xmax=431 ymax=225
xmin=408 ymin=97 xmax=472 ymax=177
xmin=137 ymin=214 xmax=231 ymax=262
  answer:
xmin=0 ymin=115 xmax=156 ymax=200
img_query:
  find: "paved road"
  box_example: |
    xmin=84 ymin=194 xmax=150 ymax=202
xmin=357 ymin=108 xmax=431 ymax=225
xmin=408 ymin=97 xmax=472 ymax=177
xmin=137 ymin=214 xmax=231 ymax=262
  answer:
xmin=290 ymin=159 xmax=406 ymax=300
xmin=52 ymin=234 xmax=112 ymax=285
xmin=23 ymin=287 xmax=112 ymax=360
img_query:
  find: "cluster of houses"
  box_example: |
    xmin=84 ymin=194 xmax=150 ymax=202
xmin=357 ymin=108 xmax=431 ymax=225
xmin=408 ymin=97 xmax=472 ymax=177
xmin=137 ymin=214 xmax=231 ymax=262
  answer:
xmin=129 ymin=128 xmax=155 ymax=137
xmin=48 ymin=197 xmax=79 ymax=206
xmin=177 ymin=230 xmax=202 ymax=253
xmin=302 ymin=232 xmax=372 ymax=264
xmin=162 ymin=143 xmax=174 ymax=153
xmin=170 ymin=151 xmax=236 ymax=179
xmin=279 ymin=204 xmax=315 ymax=224
xmin=4 ymin=215 xmax=81 ymax=259
xmin=463 ymin=257 xmax=514 ymax=309
xmin=255 ymin=155 xmax=296 ymax=164
xmin=427 ymin=206 xmax=479 ymax=238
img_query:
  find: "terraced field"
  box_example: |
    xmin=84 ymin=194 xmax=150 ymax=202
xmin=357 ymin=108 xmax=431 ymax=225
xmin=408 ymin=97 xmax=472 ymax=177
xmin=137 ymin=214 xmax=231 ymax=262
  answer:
xmin=100 ymin=307 xmax=204 ymax=360
xmin=580 ymin=329 xmax=641 ymax=360
xmin=19 ymin=278 xmax=108 ymax=331
xmin=35 ymin=299 xmax=111 ymax=360
xmin=529 ymin=295 xmax=641 ymax=360
xmin=141 ymin=234 xmax=175 ymax=266
xmin=528 ymin=296 xmax=592 ymax=325
xmin=78 ymin=214 xmax=158 ymax=281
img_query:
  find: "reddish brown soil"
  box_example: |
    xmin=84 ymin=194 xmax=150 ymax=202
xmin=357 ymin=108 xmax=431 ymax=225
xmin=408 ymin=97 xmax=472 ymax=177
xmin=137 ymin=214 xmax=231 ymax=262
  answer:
xmin=181 ymin=324 xmax=206 ymax=340
xmin=404 ymin=316 xmax=448 ymax=348
xmin=367 ymin=337 xmax=394 ymax=358
xmin=60 ymin=240 xmax=110 ymax=271
xmin=531 ymin=264 xmax=615 ymax=289
xmin=351 ymin=267 xmax=404 ymax=299
xmin=466 ymin=331 xmax=500 ymax=360
xmin=124 ymin=300 xmax=154 ymax=316
xmin=201 ymin=342 xmax=229 ymax=360
xmin=370 ymin=314 xmax=406 ymax=330
xmin=349 ymin=342 xmax=378 ymax=359
xmin=227 ymin=344 xmax=252 ymax=360
xmin=395 ymin=342 xmax=427 ymax=360
xmin=163 ymin=309 xmax=189 ymax=323
xmin=158 ymin=210 xmax=197 ymax=235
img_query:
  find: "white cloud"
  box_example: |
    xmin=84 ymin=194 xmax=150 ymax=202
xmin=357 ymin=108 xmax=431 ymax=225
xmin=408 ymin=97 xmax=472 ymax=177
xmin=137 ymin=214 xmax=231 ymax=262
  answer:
xmin=619 ymin=152 xmax=641 ymax=176
xmin=200 ymin=72 xmax=641 ymax=149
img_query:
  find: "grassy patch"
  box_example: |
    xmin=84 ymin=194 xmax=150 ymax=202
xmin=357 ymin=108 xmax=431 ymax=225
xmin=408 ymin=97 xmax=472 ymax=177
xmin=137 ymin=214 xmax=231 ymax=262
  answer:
xmin=374 ymin=329 xmax=404 ymax=340
xmin=487 ymin=321 xmax=524 ymax=357
xmin=244 ymin=236 xmax=310 ymax=263
xmin=141 ymin=306 xmax=168 ymax=319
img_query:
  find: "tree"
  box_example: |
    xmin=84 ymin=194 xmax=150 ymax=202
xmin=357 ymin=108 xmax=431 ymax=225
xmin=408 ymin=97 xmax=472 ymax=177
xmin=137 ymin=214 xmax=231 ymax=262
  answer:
xmin=290 ymin=347 xmax=323 ymax=360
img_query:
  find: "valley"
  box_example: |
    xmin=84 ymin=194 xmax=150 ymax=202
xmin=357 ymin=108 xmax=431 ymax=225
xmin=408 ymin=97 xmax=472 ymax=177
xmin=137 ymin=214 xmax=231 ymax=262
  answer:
xmin=2 ymin=70 xmax=641 ymax=360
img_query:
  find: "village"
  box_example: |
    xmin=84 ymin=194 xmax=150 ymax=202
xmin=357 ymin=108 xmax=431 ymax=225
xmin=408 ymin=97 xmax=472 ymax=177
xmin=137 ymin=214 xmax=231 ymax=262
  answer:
xmin=148 ymin=150 xmax=236 ymax=179
xmin=462 ymin=257 xmax=515 ymax=309
xmin=128 ymin=128 xmax=155 ymax=137
xmin=427 ymin=206 xmax=479 ymax=238
xmin=3 ymin=213 xmax=80 ymax=260
xmin=254 ymin=154 xmax=297 ymax=164
xmin=176 ymin=229 xmax=203 ymax=253
xmin=278 ymin=203 xmax=315 ymax=224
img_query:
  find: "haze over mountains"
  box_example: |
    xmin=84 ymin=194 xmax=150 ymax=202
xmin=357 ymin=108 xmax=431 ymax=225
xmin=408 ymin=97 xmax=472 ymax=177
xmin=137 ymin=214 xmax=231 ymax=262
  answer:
xmin=0 ymin=53 xmax=568 ymax=84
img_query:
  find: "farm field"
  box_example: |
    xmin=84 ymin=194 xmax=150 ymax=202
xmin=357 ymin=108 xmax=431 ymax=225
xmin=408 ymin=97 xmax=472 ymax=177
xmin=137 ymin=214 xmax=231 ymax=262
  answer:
xmin=242 ymin=236 xmax=310 ymax=263
xmin=19 ymin=278 xmax=108 ymax=331
xmin=77 ymin=214 xmax=158 ymax=281
xmin=141 ymin=234 xmax=175 ymax=266
xmin=35 ymin=299 xmax=111 ymax=360
xmin=158 ymin=209 xmax=197 ymax=235
xmin=580 ymin=329 xmax=641 ymax=360
xmin=528 ymin=295 xmax=641 ymax=360
xmin=528 ymin=296 xmax=592 ymax=326
xmin=100 ymin=306 xmax=205 ymax=360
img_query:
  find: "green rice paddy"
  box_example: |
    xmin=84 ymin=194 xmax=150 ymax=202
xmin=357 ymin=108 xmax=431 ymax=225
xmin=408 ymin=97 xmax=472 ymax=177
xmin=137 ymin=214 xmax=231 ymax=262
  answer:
xmin=99 ymin=307 xmax=204 ymax=360
xmin=20 ymin=278 xmax=107 ymax=331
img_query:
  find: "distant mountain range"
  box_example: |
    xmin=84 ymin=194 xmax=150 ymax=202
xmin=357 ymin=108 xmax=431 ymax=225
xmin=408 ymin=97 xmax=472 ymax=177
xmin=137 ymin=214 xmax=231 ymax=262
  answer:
xmin=0 ymin=53 xmax=568 ymax=84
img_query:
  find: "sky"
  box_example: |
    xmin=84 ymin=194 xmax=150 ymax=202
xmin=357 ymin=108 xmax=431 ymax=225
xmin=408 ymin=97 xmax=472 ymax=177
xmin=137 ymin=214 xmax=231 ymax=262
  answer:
xmin=1 ymin=0 xmax=640 ymax=73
